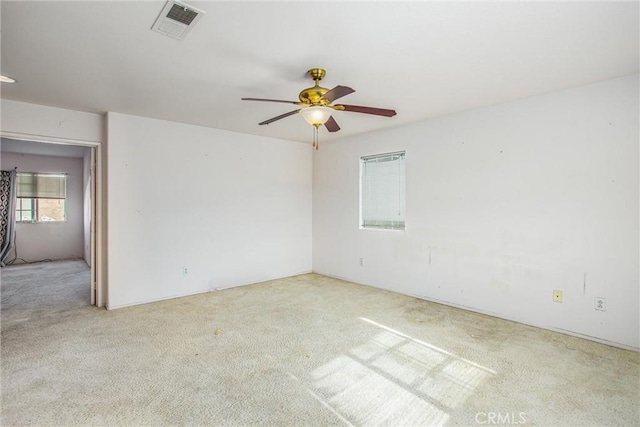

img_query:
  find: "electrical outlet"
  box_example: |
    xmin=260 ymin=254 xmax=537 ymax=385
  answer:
xmin=553 ymin=290 xmax=563 ymax=303
xmin=595 ymin=297 xmax=606 ymax=311
xmin=359 ymin=258 xmax=365 ymax=267
xmin=182 ymin=266 xmax=188 ymax=276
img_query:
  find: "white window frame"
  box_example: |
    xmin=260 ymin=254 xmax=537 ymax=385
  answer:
xmin=359 ymin=151 xmax=406 ymax=231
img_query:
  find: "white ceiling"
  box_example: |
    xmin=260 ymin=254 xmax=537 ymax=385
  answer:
xmin=1 ymin=1 xmax=638 ymax=144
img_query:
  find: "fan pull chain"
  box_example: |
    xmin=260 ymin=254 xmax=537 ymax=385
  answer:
xmin=313 ymin=125 xmax=319 ymax=150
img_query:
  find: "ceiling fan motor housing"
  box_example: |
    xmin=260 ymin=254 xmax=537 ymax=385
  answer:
xmin=299 ymin=86 xmax=330 ymax=105
xmin=299 ymin=68 xmax=330 ymax=105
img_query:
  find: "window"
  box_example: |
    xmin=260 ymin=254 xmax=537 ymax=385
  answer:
xmin=16 ymin=197 xmax=36 ymax=222
xmin=360 ymin=151 xmax=406 ymax=230
xmin=16 ymin=172 xmax=67 ymax=223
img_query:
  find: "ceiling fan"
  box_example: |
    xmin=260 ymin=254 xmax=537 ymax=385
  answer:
xmin=242 ymin=68 xmax=396 ymax=149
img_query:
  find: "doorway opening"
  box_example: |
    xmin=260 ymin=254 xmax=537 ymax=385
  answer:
xmin=0 ymin=135 xmax=104 ymax=307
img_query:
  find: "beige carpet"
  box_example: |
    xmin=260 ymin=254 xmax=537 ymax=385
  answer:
xmin=1 ymin=260 xmax=639 ymax=426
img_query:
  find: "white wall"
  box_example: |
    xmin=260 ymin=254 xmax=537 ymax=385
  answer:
xmin=0 ymin=99 xmax=103 ymax=144
xmin=1 ymin=152 xmax=85 ymax=263
xmin=313 ymin=74 xmax=639 ymax=350
xmin=106 ymin=113 xmax=312 ymax=309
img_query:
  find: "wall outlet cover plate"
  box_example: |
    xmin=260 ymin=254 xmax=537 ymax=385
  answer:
xmin=595 ymin=297 xmax=606 ymax=311
xmin=553 ymin=290 xmax=563 ymax=303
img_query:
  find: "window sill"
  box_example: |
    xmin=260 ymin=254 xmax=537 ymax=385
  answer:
xmin=360 ymin=226 xmax=406 ymax=232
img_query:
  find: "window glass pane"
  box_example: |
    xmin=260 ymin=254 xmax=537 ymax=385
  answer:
xmin=360 ymin=151 xmax=406 ymax=230
xmin=17 ymin=197 xmax=35 ymax=222
xmin=37 ymin=199 xmax=66 ymax=221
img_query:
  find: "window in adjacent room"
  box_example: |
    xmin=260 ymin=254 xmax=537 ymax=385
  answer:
xmin=15 ymin=172 xmax=67 ymax=223
xmin=360 ymin=151 xmax=406 ymax=230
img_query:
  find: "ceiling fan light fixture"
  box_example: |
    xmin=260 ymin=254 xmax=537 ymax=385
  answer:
xmin=300 ymin=106 xmax=333 ymax=127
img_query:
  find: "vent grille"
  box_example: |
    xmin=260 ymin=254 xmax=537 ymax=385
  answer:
xmin=166 ymin=4 xmax=198 ymax=25
xmin=151 ymin=1 xmax=205 ymax=40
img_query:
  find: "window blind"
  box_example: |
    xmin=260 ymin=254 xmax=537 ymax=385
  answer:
xmin=361 ymin=151 xmax=406 ymax=230
xmin=17 ymin=172 xmax=67 ymax=199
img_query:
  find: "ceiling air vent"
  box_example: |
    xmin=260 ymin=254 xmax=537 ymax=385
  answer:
xmin=151 ymin=1 xmax=205 ymax=40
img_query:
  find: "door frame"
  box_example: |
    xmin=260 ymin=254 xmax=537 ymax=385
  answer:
xmin=1 ymin=131 xmax=105 ymax=307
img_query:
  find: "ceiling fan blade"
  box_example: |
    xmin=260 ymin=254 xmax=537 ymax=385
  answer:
xmin=321 ymin=85 xmax=355 ymax=103
xmin=325 ymin=116 xmax=341 ymax=132
xmin=242 ymin=97 xmax=302 ymax=105
xmin=259 ymin=109 xmax=300 ymax=126
xmin=338 ymin=104 xmax=397 ymax=117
